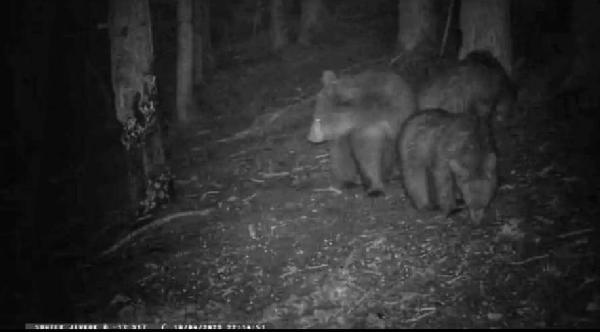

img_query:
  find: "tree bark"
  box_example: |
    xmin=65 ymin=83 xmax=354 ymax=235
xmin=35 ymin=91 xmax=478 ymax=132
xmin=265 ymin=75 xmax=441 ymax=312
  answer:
xmin=109 ymin=0 xmax=165 ymax=214
xmin=177 ymin=0 xmax=193 ymax=123
xmin=298 ymin=0 xmax=323 ymax=46
xmin=397 ymin=0 xmax=440 ymax=55
xmin=459 ymin=0 xmax=512 ymax=76
xmin=203 ymin=0 xmax=212 ymax=59
xmin=270 ymin=0 xmax=288 ymax=51
xmin=193 ymin=0 xmax=207 ymax=86
xmin=108 ymin=0 xmax=154 ymax=124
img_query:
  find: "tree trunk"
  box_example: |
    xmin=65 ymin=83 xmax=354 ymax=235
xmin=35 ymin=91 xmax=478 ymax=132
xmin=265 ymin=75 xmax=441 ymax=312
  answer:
xmin=270 ymin=0 xmax=288 ymax=51
xmin=397 ymin=0 xmax=440 ymax=55
xmin=109 ymin=0 xmax=165 ymax=214
xmin=203 ymin=0 xmax=212 ymax=58
xmin=459 ymin=0 xmax=512 ymax=76
xmin=562 ymin=0 xmax=600 ymax=92
xmin=298 ymin=0 xmax=323 ymax=46
xmin=108 ymin=0 xmax=154 ymax=124
xmin=193 ymin=0 xmax=206 ymax=87
xmin=203 ymin=1 xmax=214 ymax=77
xmin=177 ymin=0 xmax=193 ymax=123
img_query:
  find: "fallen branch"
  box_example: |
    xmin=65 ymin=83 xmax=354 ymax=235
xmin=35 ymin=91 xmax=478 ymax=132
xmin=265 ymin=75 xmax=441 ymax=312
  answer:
xmin=99 ymin=209 xmax=214 ymax=258
xmin=557 ymin=228 xmax=594 ymax=239
xmin=389 ymin=54 xmax=402 ymax=66
xmin=509 ymin=254 xmax=549 ymax=266
xmin=260 ymin=171 xmax=290 ymax=178
xmin=403 ymin=309 xmax=437 ymax=323
xmin=195 ymin=129 xmax=211 ymax=136
xmin=201 ymin=190 xmax=220 ymax=200
xmin=217 ymin=128 xmax=253 ymax=143
xmin=306 ymin=264 xmax=328 ymax=270
xmin=229 ymin=150 xmax=249 ymax=158
xmin=445 ymin=273 xmax=464 ymax=285
xmin=313 ymin=186 xmax=343 ymax=195
xmin=242 ymin=193 xmax=257 ymax=204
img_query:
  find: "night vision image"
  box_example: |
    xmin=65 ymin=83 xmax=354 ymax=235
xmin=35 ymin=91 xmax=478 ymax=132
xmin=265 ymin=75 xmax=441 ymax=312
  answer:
xmin=5 ymin=0 xmax=600 ymax=328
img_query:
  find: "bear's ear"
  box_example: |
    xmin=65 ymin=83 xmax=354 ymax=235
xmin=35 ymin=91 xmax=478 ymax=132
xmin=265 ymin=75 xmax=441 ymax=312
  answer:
xmin=449 ymin=159 xmax=469 ymax=179
xmin=322 ymin=70 xmax=338 ymax=86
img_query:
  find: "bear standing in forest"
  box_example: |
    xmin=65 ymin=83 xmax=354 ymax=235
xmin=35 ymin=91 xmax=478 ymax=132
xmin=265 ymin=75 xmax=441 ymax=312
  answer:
xmin=307 ymin=70 xmax=417 ymax=197
xmin=417 ymin=50 xmax=517 ymax=122
xmin=398 ymin=108 xmax=498 ymax=224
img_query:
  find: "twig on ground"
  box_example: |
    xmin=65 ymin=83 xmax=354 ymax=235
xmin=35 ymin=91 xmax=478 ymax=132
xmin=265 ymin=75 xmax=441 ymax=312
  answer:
xmin=260 ymin=171 xmax=290 ymax=178
xmin=242 ymin=193 xmax=257 ymax=204
xmin=313 ymin=186 xmax=343 ymax=195
xmin=403 ymin=309 xmax=437 ymax=323
xmin=557 ymin=228 xmax=594 ymax=239
xmin=201 ymin=190 xmax=220 ymax=200
xmin=510 ymin=254 xmax=549 ymax=265
xmin=217 ymin=129 xmax=252 ymax=143
xmin=99 ymin=209 xmax=214 ymax=258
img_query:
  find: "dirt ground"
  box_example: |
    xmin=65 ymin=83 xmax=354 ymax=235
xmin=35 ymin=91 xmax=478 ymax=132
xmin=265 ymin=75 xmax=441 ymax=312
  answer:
xmin=73 ymin=27 xmax=600 ymax=328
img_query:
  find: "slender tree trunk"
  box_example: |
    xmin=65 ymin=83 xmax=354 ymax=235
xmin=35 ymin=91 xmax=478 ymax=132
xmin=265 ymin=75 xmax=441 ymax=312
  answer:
xmin=397 ymin=0 xmax=440 ymax=55
xmin=298 ymin=0 xmax=323 ymax=46
xmin=459 ymin=0 xmax=512 ymax=76
xmin=109 ymin=0 xmax=165 ymax=214
xmin=270 ymin=0 xmax=288 ymax=51
xmin=203 ymin=1 xmax=213 ymax=76
xmin=203 ymin=1 xmax=212 ymax=54
xmin=193 ymin=0 xmax=205 ymax=87
xmin=252 ymin=0 xmax=265 ymax=38
xmin=177 ymin=0 xmax=193 ymax=122
xmin=562 ymin=0 xmax=600 ymax=92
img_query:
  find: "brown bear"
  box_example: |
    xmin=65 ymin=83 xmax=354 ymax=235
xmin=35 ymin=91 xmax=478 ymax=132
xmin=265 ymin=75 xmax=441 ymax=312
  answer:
xmin=417 ymin=50 xmax=517 ymax=122
xmin=398 ymin=108 xmax=498 ymax=223
xmin=307 ymin=70 xmax=417 ymax=196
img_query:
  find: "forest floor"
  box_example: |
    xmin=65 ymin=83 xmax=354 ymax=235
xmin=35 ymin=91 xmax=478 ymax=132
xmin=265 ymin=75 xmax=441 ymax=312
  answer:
xmin=76 ymin=28 xmax=600 ymax=328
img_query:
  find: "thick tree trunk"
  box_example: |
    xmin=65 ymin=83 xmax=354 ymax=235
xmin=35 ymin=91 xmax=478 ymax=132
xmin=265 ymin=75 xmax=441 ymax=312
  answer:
xmin=109 ymin=0 xmax=165 ymax=214
xmin=177 ymin=0 xmax=193 ymax=123
xmin=397 ymin=0 xmax=440 ymax=55
xmin=108 ymin=0 xmax=154 ymax=123
xmin=298 ymin=0 xmax=323 ymax=46
xmin=270 ymin=0 xmax=288 ymax=51
xmin=459 ymin=0 xmax=512 ymax=76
